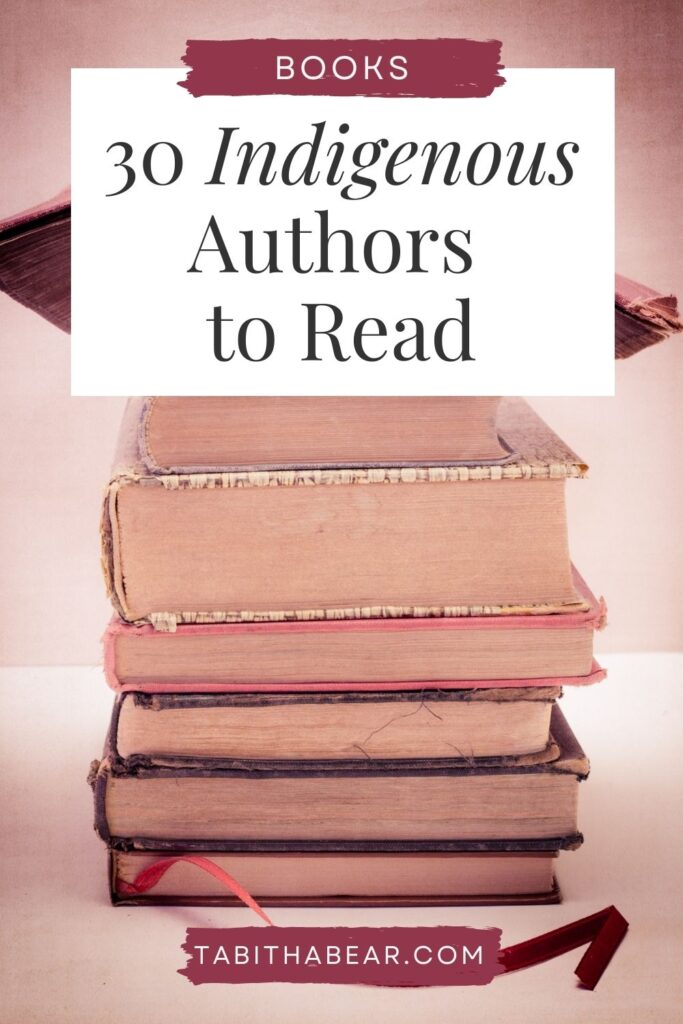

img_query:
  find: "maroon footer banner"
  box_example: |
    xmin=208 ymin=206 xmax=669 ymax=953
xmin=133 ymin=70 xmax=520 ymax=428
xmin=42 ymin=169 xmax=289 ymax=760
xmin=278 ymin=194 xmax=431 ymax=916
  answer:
xmin=181 ymin=925 xmax=503 ymax=986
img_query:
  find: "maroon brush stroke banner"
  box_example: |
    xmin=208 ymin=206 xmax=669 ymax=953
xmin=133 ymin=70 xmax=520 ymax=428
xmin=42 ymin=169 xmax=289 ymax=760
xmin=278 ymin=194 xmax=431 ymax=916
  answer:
xmin=179 ymin=38 xmax=505 ymax=99
xmin=180 ymin=926 xmax=503 ymax=986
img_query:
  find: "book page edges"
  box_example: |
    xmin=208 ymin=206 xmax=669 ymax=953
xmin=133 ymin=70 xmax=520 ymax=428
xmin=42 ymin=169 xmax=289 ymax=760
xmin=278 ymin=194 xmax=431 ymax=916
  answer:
xmin=101 ymin=488 xmax=591 ymax=626
xmin=116 ymin=397 xmax=586 ymax=481
xmin=101 ymin=400 xmax=589 ymax=627
xmin=94 ymin=703 xmax=575 ymax=771
xmin=102 ymin=566 xmax=604 ymax=639
xmin=103 ymin=650 xmax=605 ymax=694
xmin=140 ymin=396 xmax=515 ymax=474
xmin=101 ymin=570 xmax=604 ymax=687
xmin=103 ymin=704 xmax=584 ymax=777
xmin=108 ymin=847 xmax=562 ymax=908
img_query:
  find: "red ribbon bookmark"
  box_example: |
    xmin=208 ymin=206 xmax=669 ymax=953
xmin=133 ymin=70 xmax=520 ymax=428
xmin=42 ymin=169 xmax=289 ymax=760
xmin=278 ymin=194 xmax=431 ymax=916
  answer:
xmin=117 ymin=854 xmax=276 ymax=926
xmin=118 ymin=856 xmax=628 ymax=989
xmin=499 ymin=905 xmax=629 ymax=989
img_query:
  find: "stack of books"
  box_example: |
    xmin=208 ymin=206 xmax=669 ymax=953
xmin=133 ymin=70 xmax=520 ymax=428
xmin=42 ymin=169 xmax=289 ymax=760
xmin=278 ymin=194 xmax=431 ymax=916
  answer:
xmin=90 ymin=395 xmax=605 ymax=906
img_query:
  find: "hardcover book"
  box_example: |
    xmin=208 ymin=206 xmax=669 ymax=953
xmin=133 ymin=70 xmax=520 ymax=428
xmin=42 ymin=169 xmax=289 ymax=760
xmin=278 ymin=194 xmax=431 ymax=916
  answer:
xmin=103 ymin=567 xmax=605 ymax=691
xmin=111 ymin=686 xmax=562 ymax=763
xmin=102 ymin=398 xmax=588 ymax=629
xmin=91 ymin=705 xmax=587 ymax=846
xmin=109 ymin=848 xmax=562 ymax=907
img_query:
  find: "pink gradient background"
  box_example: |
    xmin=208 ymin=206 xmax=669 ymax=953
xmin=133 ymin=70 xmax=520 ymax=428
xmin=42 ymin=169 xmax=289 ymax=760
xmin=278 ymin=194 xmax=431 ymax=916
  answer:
xmin=1 ymin=0 xmax=681 ymax=665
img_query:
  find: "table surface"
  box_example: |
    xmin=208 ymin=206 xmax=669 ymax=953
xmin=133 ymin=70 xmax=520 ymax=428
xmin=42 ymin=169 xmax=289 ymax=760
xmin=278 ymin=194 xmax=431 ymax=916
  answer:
xmin=1 ymin=652 xmax=681 ymax=1024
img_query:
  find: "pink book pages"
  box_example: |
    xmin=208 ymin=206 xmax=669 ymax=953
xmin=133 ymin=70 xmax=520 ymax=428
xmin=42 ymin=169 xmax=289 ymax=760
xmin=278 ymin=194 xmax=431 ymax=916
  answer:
xmin=103 ymin=568 xmax=606 ymax=694
xmin=103 ymin=659 xmax=606 ymax=695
